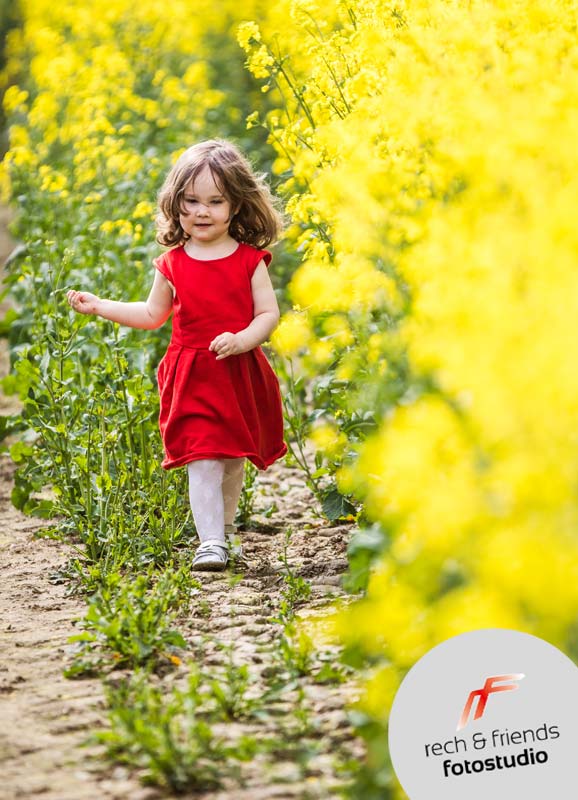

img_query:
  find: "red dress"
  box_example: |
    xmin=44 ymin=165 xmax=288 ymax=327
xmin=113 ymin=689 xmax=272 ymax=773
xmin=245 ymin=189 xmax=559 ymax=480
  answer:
xmin=153 ymin=242 xmax=287 ymax=470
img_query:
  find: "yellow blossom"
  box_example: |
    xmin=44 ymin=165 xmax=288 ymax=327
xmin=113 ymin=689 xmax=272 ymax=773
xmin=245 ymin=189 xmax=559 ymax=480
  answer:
xmin=306 ymin=339 xmax=334 ymax=366
xmin=237 ymin=21 xmax=262 ymax=50
xmin=308 ymin=422 xmax=347 ymax=457
xmin=3 ymin=86 xmax=29 ymax=113
xmin=132 ymin=200 xmax=155 ymax=219
xmin=270 ymin=311 xmax=312 ymax=356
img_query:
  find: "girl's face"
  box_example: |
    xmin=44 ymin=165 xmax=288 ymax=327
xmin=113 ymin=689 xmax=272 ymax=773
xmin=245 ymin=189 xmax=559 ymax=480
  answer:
xmin=179 ymin=166 xmax=235 ymax=247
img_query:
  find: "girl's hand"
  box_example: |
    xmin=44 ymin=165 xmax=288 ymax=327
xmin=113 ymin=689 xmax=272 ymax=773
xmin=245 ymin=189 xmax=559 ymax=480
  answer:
xmin=209 ymin=331 xmax=247 ymax=360
xmin=67 ymin=289 xmax=101 ymax=316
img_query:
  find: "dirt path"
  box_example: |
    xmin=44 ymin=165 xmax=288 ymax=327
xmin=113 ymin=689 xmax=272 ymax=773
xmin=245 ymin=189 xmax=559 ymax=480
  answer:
xmin=0 ymin=460 xmax=144 ymax=800
xmin=0 ymin=453 xmax=360 ymax=800
xmin=0 ymin=210 xmax=364 ymax=799
xmin=0 ymin=207 xmax=151 ymax=799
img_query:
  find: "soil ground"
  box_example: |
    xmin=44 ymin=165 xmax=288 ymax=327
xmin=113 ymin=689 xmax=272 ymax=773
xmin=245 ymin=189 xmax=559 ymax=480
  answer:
xmin=0 ymin=207 xmax=365 ymax=799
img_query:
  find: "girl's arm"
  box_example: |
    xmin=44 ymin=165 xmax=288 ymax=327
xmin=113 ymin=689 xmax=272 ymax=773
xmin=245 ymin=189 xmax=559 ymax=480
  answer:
xmin=209 ymin=260 xmax=280 ymax=360
xmin=67 ymin=271 xmax=174 ymax=330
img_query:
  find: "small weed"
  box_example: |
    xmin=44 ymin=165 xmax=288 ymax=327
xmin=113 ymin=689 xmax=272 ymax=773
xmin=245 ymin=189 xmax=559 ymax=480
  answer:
xmin=236 ymin=459 xmax=258 ymax=528
xmin=313 ymin=657 xmax=352 ymax=684
xmin=276 ymin=620 xmax=315 ymax=677
xmin=96 ymin=670 xmax=219 ymax=792
xmin=65 ymin=567 xmax=196 ymax=676
xmin=206 ymin=641 xmax=264 ymax=720
xmin=272 ymin=528 xmax=312 ymax=624
xmin=95 ymin=669 xmax=258 ymax=794
xmin=195 ymin=598 xmax=212 ymax=618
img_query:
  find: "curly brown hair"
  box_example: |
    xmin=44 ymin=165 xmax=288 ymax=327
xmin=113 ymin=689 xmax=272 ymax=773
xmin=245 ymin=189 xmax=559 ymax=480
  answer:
xmin=155 ymin=139 xmax=284 ymax=249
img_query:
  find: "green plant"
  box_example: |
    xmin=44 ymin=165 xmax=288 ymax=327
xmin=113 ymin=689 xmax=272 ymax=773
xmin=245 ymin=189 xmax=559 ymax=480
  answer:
xmin=276 ymin=619 xmax=314 ymax=677
xmin=271 ymin=527 xmax=312 ymax=624
xmin=195 ymin=598 xmax=212 ymax=619
xmin=342 ymin=524 xmax=390 ymax=594
xmin=271 ymin=355 xmax=326 ymax=506
xmin=271 ymin=352 xmax=360 ymax=522
xmin=65 ymin=567 xmax=195 ymax=676
xmin=235 ymin=458 xmax=258 ymax=528
xmin=96 ymin=669 xmax=258 ymax=793
xmin=206 ymin=641 xmax=264 ymax=720
xmin=313 ymin=651 xmax=354 ymax=685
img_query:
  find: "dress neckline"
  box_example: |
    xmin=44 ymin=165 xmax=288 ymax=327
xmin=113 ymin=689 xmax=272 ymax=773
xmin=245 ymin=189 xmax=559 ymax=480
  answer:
xmin=181 ymin=243 xmax=241 ymax=262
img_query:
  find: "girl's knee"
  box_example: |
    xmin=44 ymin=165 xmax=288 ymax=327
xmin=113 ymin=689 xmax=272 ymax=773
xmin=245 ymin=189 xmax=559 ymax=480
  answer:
xmin=224 ymin=456 xmax=245 ymax=474
xmin=187 ymin=459 xmax=225 ymax=478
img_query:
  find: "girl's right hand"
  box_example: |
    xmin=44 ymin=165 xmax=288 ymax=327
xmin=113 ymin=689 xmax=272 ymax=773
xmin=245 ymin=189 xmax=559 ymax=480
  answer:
xmin=67 ymin=289 xmax=101 ymax=315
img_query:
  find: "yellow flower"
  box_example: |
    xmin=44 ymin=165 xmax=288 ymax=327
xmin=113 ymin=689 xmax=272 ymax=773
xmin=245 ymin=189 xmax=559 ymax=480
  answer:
xmin=132 ymin=200 xmax=155 ymax=219
xmin=322 ymin=314 xmax=354 ymax=347
xmin=84 ymin=192 xmax=103 ymax=204
xmin=306 ymin=339 xmax=334 ymax=365
xmin=237 ymin=21 xmax=262 ymax=50
xmin=270 ymin=311 xmax=312 ymax=356
xmin=290 ymin=261 xmax=351 ymax=312
xmin=3 ymin=86 xmax=28 ymax=114
xmin=309 ymin=422 xmax=348 ymax=458
xmin=40 ymin=168 xmax=67 ymax=194
xmin=249 ymin=45 xmax=275 ymax=79
xmin=0 ymin=161 xmax=10 ymax=200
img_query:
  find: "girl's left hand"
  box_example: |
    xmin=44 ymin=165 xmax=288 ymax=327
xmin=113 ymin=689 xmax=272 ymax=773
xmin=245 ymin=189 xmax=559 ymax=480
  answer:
xmin=209 ymin=331 xmax=246 ymax=360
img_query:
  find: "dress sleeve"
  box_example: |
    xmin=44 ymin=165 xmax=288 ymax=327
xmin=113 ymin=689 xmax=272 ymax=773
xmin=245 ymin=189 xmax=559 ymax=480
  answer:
xmin=153 ymin=250 xmax=173 ymax=282
xmin=248 ymin=247 xmax=273 ymax=279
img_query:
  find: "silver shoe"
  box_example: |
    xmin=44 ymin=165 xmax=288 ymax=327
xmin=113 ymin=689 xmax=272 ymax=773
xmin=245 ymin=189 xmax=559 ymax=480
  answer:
xmin=192 ymin=539 xmax=229 ymax=571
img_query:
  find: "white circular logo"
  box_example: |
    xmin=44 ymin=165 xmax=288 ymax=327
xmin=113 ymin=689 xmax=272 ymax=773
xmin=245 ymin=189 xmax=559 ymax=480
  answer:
xmin=388 ymin=629 xmax=578 ymax=799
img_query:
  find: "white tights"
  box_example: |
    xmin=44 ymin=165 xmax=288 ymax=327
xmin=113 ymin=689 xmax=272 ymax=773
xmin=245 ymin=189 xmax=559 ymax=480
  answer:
xmin=186 ymin=458 xmax=246 ymax=543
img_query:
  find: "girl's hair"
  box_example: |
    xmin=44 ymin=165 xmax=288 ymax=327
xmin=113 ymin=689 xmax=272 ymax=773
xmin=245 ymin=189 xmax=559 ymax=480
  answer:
xmin=155 ymin=139 xmax=284 ymax=249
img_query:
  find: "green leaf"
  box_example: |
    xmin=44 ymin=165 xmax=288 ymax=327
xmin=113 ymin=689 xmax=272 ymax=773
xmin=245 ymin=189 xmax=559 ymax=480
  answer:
xmin=25 ymin=498 xmax=57 ymax=518
xmin=9 ymin=440 xmax=34 ymax=463
xmin=346 ymin=525 xmax=388 ymax=557
xmin=343 ymin=524 xmax=390 ymax=593
xmin=0 ymin=308 xmax=19 ymax=337
xmin=68 ymin=631 xmax=97 ymax=643
xmin=0 ymin=375 xmax=19 ymax=396
xmin=164 ymin=630 xmax=187 ymax=649
xmin=321 ymin=487 xmax=357 ymax=521
xmin=11 ymin=480 xmax=32 ymax=511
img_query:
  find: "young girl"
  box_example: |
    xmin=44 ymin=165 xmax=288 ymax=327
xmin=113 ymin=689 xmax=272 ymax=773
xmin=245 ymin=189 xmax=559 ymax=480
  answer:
xmin=67 ymin=139 xmax=288 ymax=571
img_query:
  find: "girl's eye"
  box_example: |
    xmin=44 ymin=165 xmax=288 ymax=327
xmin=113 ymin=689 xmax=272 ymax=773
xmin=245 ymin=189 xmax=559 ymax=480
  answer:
xmin=182 ymin=198 xmax=224 ymax=205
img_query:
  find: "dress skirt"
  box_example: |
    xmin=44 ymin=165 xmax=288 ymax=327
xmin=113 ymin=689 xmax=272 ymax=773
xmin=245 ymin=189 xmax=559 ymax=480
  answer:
xmin=157 ymin=343 xmax=287 ymax=470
